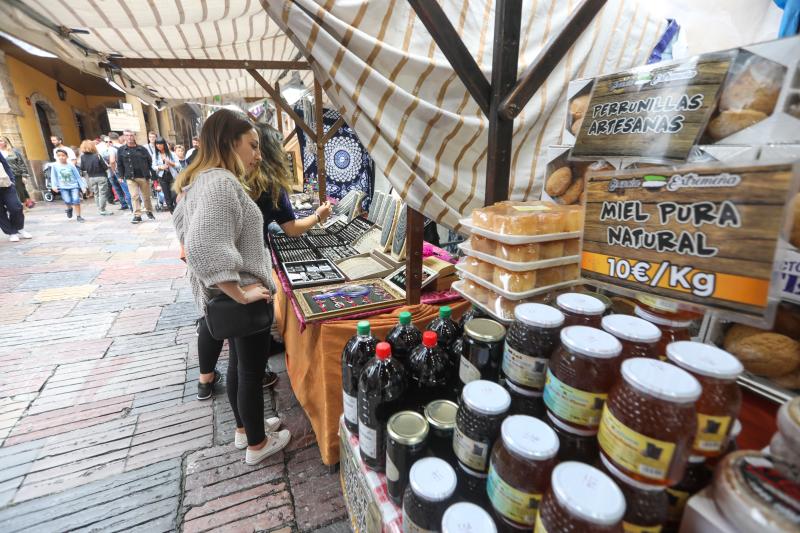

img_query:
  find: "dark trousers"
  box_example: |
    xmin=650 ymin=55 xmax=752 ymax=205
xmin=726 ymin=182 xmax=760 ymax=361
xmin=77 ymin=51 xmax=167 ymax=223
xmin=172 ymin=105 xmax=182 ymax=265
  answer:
xmin=0 ymin=185 xmax=24 ymax=235
xmin=108 ymin=173 xmax=129 ymax=208
xmin=159 ymin=176 xmax=176 ymax=212
xmin=14 ymin=177 xmax=30 ymax=202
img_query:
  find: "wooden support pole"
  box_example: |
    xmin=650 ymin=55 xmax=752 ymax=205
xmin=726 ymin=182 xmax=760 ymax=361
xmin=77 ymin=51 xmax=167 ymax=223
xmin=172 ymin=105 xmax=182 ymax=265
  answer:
xmin=407 ymin=0 xmax=491 ymax=117
xmin=113 ymin=58 xmax=310 ymax=70
xmin=405 ymin=207 xmax=425 ymax=305
xmin=282 ymin=129 xmax=297 ymax=146
xmin=314 ymin=78 xmax=327 ymax=204
xmin=499 ymin=0 xmax=606 ymax=119
xmin=320 ymin=116 xmax=345 ymax=145
xmin=485 ymin=0 xmax=522 ymax=205
xmin=275 ymin=81 xmax=284 ymax=136
xmin=247 ymin=69 xmax=317 ymax=141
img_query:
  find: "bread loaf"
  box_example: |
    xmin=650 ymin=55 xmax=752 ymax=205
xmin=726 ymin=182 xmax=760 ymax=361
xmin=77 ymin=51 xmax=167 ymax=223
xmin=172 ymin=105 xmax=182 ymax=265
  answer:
xmin=719 ymin=58 xmax=783 ymax=114
xmin=545 ymin=167 xmax=573 ymax=197
xmin=559 ymin=176 xmax=585 ymax=205
xmin=707 ymin=109 xmax=767 ymax=140
xmin=725 ymin=330 xmax=800 ymax=378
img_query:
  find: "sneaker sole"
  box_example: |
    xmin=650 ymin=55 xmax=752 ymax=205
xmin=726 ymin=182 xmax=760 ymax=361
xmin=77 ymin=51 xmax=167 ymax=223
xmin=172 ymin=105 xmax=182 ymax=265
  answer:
xmin=245 ymin=430 xmax=291 ymax=465
xmin=234 ymin=417 xmax=281 ymax=449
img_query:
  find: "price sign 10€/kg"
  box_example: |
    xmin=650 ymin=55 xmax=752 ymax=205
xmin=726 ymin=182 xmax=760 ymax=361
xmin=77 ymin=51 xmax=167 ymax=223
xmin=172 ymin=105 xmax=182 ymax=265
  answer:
xmin=581 ymin=161 xmax=799 ymax=324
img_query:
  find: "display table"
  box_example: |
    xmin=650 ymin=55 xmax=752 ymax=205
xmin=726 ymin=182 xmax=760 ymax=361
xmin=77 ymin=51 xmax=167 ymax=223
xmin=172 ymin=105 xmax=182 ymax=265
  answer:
xmin=273 ymin=272 xmax=469 ymax=465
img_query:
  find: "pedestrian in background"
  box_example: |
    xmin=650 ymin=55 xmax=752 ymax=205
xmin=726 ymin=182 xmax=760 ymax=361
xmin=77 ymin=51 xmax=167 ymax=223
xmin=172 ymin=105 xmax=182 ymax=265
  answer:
xmin=107 ymin=132 xmax=132 ymax=210
xmin=0 ymin=136 xmax=35 ymax=208
xmin=153 ymin=138 xmax=181 ymax=213
xmin=51 ymin=148 xmax=85 ymax=222
xmin=185 ymin=136 xmax=199 ymax=164
xmin=0 ymin=151 xmax=31 ymax=241
xmin=175 ymin=144 xmax=187 ymax=168
xmin=78 ymin=140 xmax=112 ymax=216
xmin=116 ymin=129 xmax=154 ymax=224
xmin=50 ymin=135 xmax=77 ymax=164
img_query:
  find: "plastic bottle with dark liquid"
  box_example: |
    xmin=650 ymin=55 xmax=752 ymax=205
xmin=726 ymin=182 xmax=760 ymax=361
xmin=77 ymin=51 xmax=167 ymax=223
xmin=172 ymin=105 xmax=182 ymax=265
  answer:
xmin=426 ymin=305 xmax=460 ymax=350
xmin=385 ymin=311 xmax=422 ymax=366
xmin=448 ymin=335 xmax=466 ymax=402
xmin=408 ymin=331 xmax=453 ymax=413
xmin=357 ymin=342 xmax=407 ymax=471
xmin=341 ymin=320 xmax=378 ymax=435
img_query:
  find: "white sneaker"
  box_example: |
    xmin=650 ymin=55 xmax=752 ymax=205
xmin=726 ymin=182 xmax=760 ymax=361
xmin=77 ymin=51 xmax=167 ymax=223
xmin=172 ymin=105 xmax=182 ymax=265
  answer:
xmin=234 ymin=417 xmax=282 ymax=449
xmin=245 ymin=429 xmax=291 ymax=465
xmin=8 ymin=234 xmax=20 ymax=242
xmin=18 ymin=230 xmax=32 ymax=239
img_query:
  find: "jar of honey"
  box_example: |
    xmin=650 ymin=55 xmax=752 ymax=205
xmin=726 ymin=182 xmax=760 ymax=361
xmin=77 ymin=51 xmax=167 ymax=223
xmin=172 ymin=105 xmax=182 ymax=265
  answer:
xmin=453 ymin=380 xmax=511 ymax=473
xmin=504 ymin=378 xmax=546 ymax=419
xmin=633 ymin=306 xmax=693 ymax=361
xmin=598 ymin=358 xmax=701 ymax=487
xmin=487 ymin=416 xmax=559 ymax=529
xmin=635 ymin=295 xmax=702 ymax=322
xmin=502 ymin=303 xmax=564 ymax=392
xmin=556 ymin=293 xmax=606 ymax=328
xmin=609 ymin=469 xmax=668 ymax=533
xmin=601 ymin=314 xmax=661 ymax=361
xmin=441 ymin=502 xmax=497 ymax=533
xmin=665 ymin=456 xmax=711 ymax=528
xmin=535 ymin=462 xmax=626 ymax=532
xmin=402 ymin=457 xmax=457 ymax=532
xmin=544 ymin=326 xmax=622 ymax=432
xmin=666 ymin=342 xmax=743 ymax=458
xmin=546 ymin=411 xmax=600 ymax=465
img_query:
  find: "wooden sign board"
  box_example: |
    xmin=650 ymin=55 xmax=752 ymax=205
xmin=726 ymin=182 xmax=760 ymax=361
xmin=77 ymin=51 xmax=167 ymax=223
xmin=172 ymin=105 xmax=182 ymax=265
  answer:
xmin=570 ymin=52 xmax=734 ymax=162
xmin=581 ymin=161 xmax=799 ymax=323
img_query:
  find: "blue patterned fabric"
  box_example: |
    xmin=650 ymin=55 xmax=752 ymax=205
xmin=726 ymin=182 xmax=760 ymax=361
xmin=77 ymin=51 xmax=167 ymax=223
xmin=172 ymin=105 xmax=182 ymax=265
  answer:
xmin=295 ymin=107 xmax=375 ymax=211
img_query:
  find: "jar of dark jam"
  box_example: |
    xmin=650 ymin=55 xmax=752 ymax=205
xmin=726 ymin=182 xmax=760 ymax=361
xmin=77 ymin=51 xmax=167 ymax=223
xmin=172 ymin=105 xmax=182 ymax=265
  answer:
xmin=425 ymin=400 xmax=459 ymax=467
xmin=387 ymin=411 xmax=429 ymax=506
xmin=535 ymin=462 xmax=626 ymax=532
xmin=504 ymin=379 xmax=545 ymax=419
xmin=598 ymin=358 xmax=701 ymax=487
xmin=488 ymin=416 xmax=559 ymax=529
xmin=441 ymin=502 xmax=497 ymax=533
xmin=633 ymin=306 xmax=693 ymax=361
xmin=666 ymin=342 xmax=743 ymax=458
xmin=544 ymin=326 xmax=622 ymax=432
xmin=546 ymin=411 xmax=600 ymax=465
xmin=502 ymin=303 xmax=564 ymax=392
xmin=403 ymin=457 xmax=457 ymax=533
xmin=665 ymin=456 xmax=711 ymax=529
xmin=599 ymin=459 xmax=668 ymax=533
xmin=556 ymin=293 xmax=606 ymax=328
xmin=456 ymin=461 xmax=490 ymax=508
xmin=453 ymin=380 xmax=511 ymax=473
xmin=601 ymin=314 xmax=661 ymax=361
xmin=459 ymin=319 xmax=506 ymax=386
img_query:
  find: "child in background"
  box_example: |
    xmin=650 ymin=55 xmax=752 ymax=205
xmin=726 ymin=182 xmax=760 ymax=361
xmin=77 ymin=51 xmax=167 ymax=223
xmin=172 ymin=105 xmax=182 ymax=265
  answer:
xmin=51 ymin=148 xmax=86 ymax=222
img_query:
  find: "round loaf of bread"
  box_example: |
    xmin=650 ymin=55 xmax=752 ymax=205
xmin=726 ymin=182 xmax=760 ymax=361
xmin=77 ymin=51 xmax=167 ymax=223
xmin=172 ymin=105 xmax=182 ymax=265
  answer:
xmin=570 ymin=115 xmax=584 ymax=136
xmin=726 ymin=331 xmax=800 ymax=378
xmin=545 ymin=166 xmax=572 ymax=197
xmin=707 ymin=109 xmax=767 ymax=140
xmin=569 ymin=94 xmax=590 ymax=120
xmin=558 ymin=176 xmax=585 ymax=205
xmin=773 ymin=368 xmax=800 ymax=390
xmin=723 ymin=323 xmax=767 ymax=350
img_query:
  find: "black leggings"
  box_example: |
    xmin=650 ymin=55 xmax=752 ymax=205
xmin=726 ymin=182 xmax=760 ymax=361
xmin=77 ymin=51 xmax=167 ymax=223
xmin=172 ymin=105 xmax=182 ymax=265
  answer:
xmin=159 ymin=176 xmax=176 ymax=212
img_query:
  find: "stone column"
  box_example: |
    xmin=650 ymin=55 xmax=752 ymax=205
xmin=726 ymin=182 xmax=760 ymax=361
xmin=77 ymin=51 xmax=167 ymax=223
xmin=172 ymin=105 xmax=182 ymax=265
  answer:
xmin=124 ymin=94 xmax=148 ymax=144
xmin=0 ymin=49 xmax=24 ymax=150
xmin=146 ymin=104 xmax=159 ymax=137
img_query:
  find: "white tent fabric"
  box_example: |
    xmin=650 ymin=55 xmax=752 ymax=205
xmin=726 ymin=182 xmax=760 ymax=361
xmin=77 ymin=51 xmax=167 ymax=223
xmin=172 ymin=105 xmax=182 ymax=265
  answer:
xmin=265 ymin=0 xmax=666 ymax=229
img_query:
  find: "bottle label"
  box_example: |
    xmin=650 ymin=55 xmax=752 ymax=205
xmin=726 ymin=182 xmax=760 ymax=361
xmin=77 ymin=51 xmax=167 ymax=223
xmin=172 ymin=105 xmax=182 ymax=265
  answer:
xmin=453 ymin=425 xmax=490 ymax=471
xmin=487 ymin=463 xmax=541 ymax=526
xmin=598 ymin=405 xmax=676 ymax=482
xmin=533 ymin=513 xmax=549 ymax=533
xmin=502 ymin=343 xmax=548 ymax=389
xmin=402 ymin=507 xmax=437 ymax=533
xmin=386 ymin=453 xmax=399 ymax=482
xmin=342 ymin=392 xmax=358 ymax=426
xmin=693 ymin=413 xmax=731 ymax=453
xmin=543 ymin=368 xmax=606 ymax=428
xmin=359 ymin=422 xmax=378 ymax=459
xmin=623 ymin=522 xmax=663 ymax=533
xmin=666 ymin=487 xmax=690 ymax=522
xmin=459 ymin=355 xmax=481 ymax=384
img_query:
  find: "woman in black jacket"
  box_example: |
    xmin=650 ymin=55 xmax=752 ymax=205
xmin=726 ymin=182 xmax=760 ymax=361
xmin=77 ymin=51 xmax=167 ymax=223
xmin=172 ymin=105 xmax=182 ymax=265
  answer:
xmin=78 ymin=140 xmax=112 ymax=216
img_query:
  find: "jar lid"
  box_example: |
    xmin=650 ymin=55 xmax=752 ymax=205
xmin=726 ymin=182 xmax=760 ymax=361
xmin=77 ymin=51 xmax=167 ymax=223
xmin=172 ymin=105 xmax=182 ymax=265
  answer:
xmin=560 ymin=326 xmax=622 ymax=359
xmin=556 ymin=293 xmax=605 ymax=316
xmin=551 ymin=462 xmax=626 ymax=525
xmin=409 ymin=457 xmax=457 ymax=502
xmin=666 ymin=341 xmax=743 ymax=380
xmin=513 ymin=303 xmax=565 ymax=328
xmin=505 ymin=379 xmax=543 ymax=398
xmin=462 ymin=380 xmax=511 ymax=416
xmin=621 ymin=358 xmax=701 ymax=403
xmin=464 ymin=318 xmax=506 ymax=342
xmin=634 ymin=305 xmax=693 ymax=327
xmin=601 ymin=314 xmax=662 ymax=343
xmin=387 ymin=411 xmax=429 ymax=446
xmin=425 ymin=399 xmax=458 ymax=431
xmin=441 ymin=502 xmax=497 ymax=533
xmin=500 ymin=415 xmax=559 ymax=460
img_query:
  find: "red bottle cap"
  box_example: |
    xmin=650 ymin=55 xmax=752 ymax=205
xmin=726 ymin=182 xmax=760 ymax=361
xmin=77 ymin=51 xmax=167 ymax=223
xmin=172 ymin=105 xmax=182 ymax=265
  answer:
xmin=376 ymin=342 xmax=392 ymax=360
xmin=423 ymin=331 xmax=438 ymax=348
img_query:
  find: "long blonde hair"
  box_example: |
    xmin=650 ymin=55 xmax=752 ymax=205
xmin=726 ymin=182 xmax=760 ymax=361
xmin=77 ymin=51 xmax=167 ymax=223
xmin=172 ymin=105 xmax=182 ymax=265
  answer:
xmin=246 ymin=123 xmax=294 ymax=205
xmin=173 ymin=109 xmax=254 ymax=193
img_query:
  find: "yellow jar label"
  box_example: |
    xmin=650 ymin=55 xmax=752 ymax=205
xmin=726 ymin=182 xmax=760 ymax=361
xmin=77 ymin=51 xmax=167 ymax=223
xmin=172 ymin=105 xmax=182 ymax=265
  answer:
xmin=543 ymin=368 xmax=606 ymax=427
xmin=666 ymin=487 xmax=690 ymax=522
xmin=502 ymin=343 xmax=548 ymax=389
xmin=533 ymin=513 xmax=549 ymax=533
xmin=693 ymin=413 xmax=731 ymax=453
xmin=487 ymin=463 xmax=542 ymax=526
xmin=623 ymin=522 xmax=663 ymax=533
xmin=453 ymin=425 xmax=490 ymax=471
xmin=598 ymin=405 xmax=676 ymax=482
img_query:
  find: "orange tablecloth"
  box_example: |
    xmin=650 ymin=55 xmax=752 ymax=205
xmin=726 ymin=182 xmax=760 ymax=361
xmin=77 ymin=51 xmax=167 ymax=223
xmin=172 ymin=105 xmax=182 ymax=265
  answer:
xmin=273 ymin=278 xmax=469 ymax=465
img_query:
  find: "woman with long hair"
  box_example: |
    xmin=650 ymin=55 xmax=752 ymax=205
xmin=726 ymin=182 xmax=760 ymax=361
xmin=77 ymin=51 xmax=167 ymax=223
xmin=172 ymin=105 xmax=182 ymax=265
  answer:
xmin=78 ymin=140 xmax=112 ymax=215
xmin=0 ymin=136 xmax=34 ymax=208
xmin=152 ymin=138 xmax=181 ymax=212
xmin=173 ymin=109 xmax=290 ymax=465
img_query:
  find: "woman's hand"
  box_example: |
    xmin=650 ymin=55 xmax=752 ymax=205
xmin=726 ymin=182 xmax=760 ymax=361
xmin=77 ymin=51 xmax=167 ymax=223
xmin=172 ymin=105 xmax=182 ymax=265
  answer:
xmin=316 ymin=202 xmax=332 ymax=223
xmin=240 ymin=284 xmax=272 ymax=304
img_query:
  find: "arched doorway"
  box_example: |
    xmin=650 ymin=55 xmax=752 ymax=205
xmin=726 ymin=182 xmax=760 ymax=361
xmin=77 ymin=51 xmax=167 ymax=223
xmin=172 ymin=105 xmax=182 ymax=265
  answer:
xmin=29 ymin=93 xmax=63 ymax=161
xmin=35 ymin=102 xmax=54 ymax=158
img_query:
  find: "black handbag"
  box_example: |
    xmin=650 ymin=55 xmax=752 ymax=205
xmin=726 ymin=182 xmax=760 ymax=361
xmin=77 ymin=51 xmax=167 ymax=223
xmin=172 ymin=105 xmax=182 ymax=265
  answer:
xmin=204 ymin=293 xmax=273 ymax=341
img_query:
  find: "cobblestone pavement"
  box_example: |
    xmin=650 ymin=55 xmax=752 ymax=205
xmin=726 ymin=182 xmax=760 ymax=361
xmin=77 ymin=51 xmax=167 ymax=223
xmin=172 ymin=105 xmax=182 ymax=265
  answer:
xmin=0 ymin=201 xmax=348 ymax=532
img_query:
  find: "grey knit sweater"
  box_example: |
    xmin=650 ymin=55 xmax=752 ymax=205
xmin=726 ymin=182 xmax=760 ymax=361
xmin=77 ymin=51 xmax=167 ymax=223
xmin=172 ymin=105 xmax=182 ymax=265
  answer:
xmin=173 ymin=168 xmax=275 ymax=313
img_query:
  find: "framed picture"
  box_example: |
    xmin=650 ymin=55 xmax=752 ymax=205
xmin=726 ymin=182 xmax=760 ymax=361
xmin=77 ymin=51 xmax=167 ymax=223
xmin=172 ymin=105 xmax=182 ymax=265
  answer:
xmin=384 ymin=264 xmax=438 ymax=294
xmin=293 ymin=278 xmax=406 ymax=322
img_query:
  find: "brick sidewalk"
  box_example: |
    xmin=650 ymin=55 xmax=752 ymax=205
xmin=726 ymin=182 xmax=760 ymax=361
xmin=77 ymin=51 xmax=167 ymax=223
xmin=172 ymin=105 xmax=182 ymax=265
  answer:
xmin=0 ymin=201 xmax=348 ymax=532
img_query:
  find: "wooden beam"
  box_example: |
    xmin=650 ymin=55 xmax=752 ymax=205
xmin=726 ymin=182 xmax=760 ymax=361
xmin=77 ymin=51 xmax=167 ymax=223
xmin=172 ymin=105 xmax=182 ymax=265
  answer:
xmin=113 ymin=58 xmax=311 ymax=70
xmin=274 ymin=81 xmax=284 ymax=136
xmin=282 ymin=128 xmax=297 ymax=146
xmin=485 ymin=0 xmax=522 ymax=205
xmin=407 ymin=0 xmax=491 ymax=117
xmin=405 ymin=207 xmax=424 ymax=305
xmin=500 ymin=0 xmax=606 ymax=119
xmin=314 ymin=78 xmax=327 ymax=204
xmin=247 ymin=69 xmax=316 ymax=141
xmin=320 ymin=116 xmax=345 ymax=145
